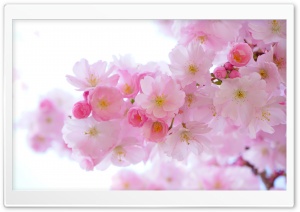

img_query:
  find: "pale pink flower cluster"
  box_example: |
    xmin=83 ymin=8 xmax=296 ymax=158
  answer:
xmin=21 ymin=89 xmax=74 ymax=156
xmin=110 ymin=161 xmax=260 ymax=190
xmin=22 ymin=20 xmax=287 ymax=190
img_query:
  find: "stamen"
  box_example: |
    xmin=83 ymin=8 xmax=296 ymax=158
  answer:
xmin=180 ymin=131 xmax=191 ymax=145
xmin=152 ymin=122 xmax=163 ymax=133
xmin=123 ymin=83 xmax=133 ymax=95
xmin=197 ymin=35 xmax=207 ymax=44
xmin=259 ymin=69 xmax=268 ymax=79
xmin=155 ymin=96 xmax=165 ymax=107
xmin=98 ymin=99 xmax=109 ymax=109
xmin=234 ymin=89 xmax=246 ymax=101
xmin=271 ymin=20 xmax=281 ymax=33
xmin=114 ymin=146 xmax=126 ymax=162
xmin=188 ymin=64 xmax=199 ymax=75
xmin=261 ymin=110 xmax=271 ymax=122
xmin=87 ymin=74 xmax=98 ymax=87
xmin=85 ymin=126 xmax=99 ymax=137
xmin=186 ymin=94 xmax=194 ymax=107
xmin=261 ymin=148 xmax=269 ymax=156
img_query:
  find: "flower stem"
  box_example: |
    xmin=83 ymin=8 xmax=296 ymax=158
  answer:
xmin=168 ymin=117 xmax=175 ymax=131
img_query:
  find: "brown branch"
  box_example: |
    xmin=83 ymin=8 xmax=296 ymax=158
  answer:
xmin=234 ymin=156 xmax=286 ymax=190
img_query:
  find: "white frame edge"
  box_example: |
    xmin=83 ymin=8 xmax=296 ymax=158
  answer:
xmin=4 ymin=3 xmax=294 ymax=207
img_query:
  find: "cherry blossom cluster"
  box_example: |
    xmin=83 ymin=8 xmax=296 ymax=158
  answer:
xmin=20 ymin=90 xmax=73 ymax=156
xmin=60 ymin=20 xmax=286 ymax=190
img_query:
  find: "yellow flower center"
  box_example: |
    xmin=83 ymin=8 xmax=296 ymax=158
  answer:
xmin=261 ymin=148 xmax=269 ymax=156
xmin=188 ymin=64 xmax=199 ymax=75
xmin=85 ymin=126 xmax=99 ymax=137
xmin=45 ymin=117 xmax=52 ymax=123
xmin=197 ymin=35 xmax=207 ymax=44
xmin=273 ymin=56 xmax=285 ymax=70
xmin=234 ymin=89 xmax=246 ymax=101
xmin=278 ymin=145 xmax=286 ymax=155
xmin=87 ymin=74 xmax=98 ymax=87
xmin=186 ymin=94 xmax=194 ymax=107
xmin=261 ymin=110 xmax=271 ymax=122
xmin=233 ymin=51 xmax=242 ymax=63
xmin=259 ymin=69 xmax=268 ymax=79
xmin=123 ymin=83 xmax=133 ymax=95
xmin=152 ymin=122 xmax=163 ymax=133
xmin=210 ymin=105 xmax=217 ymax=117
xmin=123 ymin=182 xmax=130 ymax=189
xmin=98 ymin=99 xmax=109 ymax=109
xmin=180 ymin=131 xmax=191 ymax=145
xmin=155 ymin=95 xmax=166 ymax=107
xmin=271 ymin=20 xmax=281 ymax=33
xmin=114 ymin=146 xmax=126 ymax=162
xmin=36 ymin=136 xmax=45 ymax=143
xmin=166 ymin=177 xmax=173 ymax=183
xmin=214 ymin=181 xmax=223 ymax=189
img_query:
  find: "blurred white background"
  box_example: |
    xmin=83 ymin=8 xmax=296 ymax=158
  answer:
xmin=12 ymin=20 xmax=176 ymax=190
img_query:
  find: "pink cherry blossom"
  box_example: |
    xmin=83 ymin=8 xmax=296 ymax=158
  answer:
xmin=227 ymin=43 xmax=253 ymax=67
xmin=62 ymin=117 xmax=120 ymax=169
xmin=117 ymin=70 xmax=140 ymax=98
xmin=66 ymin=59 xmax=119 ymax=91
xmin=89 ymin=86 xmax=124 ymax=121
xmin=105 ymin=137 xmax=146 ymax=167
xmin=169 ymin=40 xmax=214 ymax=87
xmin=247 ymin=96 xmax=286 ymax=138
xmin=135 ymin=75 xmax=185 ymax=119
xmin=240 ymin=61 xmax=280 ymax=94
xmin=248 ymin=20 xmax=286 ymax=44
xmin=110 ymin=55 xmax=140 ymax=98
xmin=36 ymin=101 xmax=65 ymax=135
xmin=29 ymin=132 xmax=53 ymax=153
xmin=214 ymin=73 xmax=268 ymax=126
xmin=273 ymin=40 xmax=287 ymax=83
xmin=147 ymin=162 xmax=186 ymax=189
xmin=161 ymin=121 xmax=211 ymax=161
xmin=176 ymin=21 xmax=242 ymax=51
xmin=142 ymin=119 xmax=169 ymax=142
xmin=127 ymin=107 xmax=148 ymax=127
xmin=111 ymin=169 xmax=146 ymax=190
xmin=72 ymin=101 xmax=91 ymax=119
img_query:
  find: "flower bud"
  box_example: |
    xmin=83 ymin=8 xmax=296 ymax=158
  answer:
xmin=127 ymin=107 xmax=148 ymax=127
xmin=224 ymin=62 xmax=234 ymax=70
xmin=213 ymin=66 xmax=227 ymax=79
xmin=227 ymin=43 xmax=252 ymax=67
xmin=229 ymin=70 xmax=241 ymax=79
xmin=72 ymin=101 xmax=91 ymax=119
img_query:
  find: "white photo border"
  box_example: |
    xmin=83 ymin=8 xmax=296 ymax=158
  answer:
xmin=4 ymin=3 xmax=294 ymax=207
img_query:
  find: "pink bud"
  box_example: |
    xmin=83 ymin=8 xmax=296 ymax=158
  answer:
xmin=72 ymin=101 xmax=91 ymax=119
xmin=127 ymin=107 xmax=148 ymax=127
xmin=83 ymin=91 xmax=89 ymax=102
xmin=227 ymin=43 xmax=252 ymax=67
xmin=224 ymin=62 xmax=234 ymax=70
xmin=229 ymin=70 xmax=241 ymax=79
xmin=213 ymin=66 xmax=227 ymax=79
